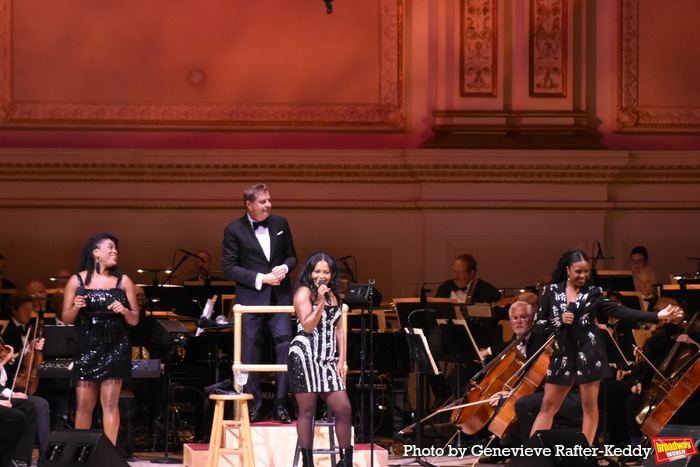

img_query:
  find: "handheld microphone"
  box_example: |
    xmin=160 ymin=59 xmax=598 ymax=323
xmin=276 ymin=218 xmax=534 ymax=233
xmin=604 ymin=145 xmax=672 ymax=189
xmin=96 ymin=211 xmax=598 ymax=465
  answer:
xmin=179 ymin=249 xmax=206 ymax=262
xmin=76 ymin=286 xmax=86 ymax=296
xmin=561 ymin=302 xmax=576 ymax=332
xmin=318 ymin=279 xmax=331 ymax=303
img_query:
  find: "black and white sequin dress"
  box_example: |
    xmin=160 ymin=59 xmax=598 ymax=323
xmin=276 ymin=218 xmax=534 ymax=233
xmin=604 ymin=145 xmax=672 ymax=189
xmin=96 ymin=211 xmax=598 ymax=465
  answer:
xmin=535 ymin=282 xmax=659 ymax=385
xmin=73 ymin=274 xmax=132 ymax=382
xmin=288 ymin=303 xmax=345 ymax=393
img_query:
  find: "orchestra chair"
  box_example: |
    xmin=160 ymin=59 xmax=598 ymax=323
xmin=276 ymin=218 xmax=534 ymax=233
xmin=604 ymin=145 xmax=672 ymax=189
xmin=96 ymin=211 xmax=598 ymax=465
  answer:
xmin=207 ymin=392 xmax=255 ymax=467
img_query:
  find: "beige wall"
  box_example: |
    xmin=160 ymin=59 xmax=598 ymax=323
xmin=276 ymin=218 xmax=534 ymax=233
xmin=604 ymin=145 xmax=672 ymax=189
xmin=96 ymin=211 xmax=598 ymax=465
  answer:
xmin=2 ymin=148 xmax=700 ymax=301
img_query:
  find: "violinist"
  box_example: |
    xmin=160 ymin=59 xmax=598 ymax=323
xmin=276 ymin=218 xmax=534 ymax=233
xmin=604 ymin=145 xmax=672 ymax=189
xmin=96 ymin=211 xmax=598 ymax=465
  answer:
xmin=1 ymin=313 xmax=50 ymax=466
xmin=528 ymin=249 xmax=683 ymax=446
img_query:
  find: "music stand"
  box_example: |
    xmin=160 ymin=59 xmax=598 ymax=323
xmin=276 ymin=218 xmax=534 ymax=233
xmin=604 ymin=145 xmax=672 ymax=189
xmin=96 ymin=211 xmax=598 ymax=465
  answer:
xmin=596 ymin=324 xmax=634 ymax=369
xmin=436 ymin=318 xmax=481 ymax=448
xmin=660 ymin=284 xmax=700 ymax=314
xmin=344 ymin=281 xmax=380 ymax=465
xmin=42 ymin=325 xmax=77 ymax=359
xmin=404 ymin=327 xmax=440 ymax=467
xmin=593 ymin=270 xmax=635 ymax=292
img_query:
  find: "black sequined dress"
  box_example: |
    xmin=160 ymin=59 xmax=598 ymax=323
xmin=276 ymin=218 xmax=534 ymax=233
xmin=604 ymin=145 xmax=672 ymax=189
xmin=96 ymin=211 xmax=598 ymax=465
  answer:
xmin=73 ymin=274 xmax=132 ymax=382
xmin=288 ymin=304 xmax=345 ymax=393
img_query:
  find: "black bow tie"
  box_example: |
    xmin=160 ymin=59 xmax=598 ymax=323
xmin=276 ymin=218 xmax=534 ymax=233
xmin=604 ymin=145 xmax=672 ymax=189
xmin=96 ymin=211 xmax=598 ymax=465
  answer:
xmin=252 ymin=219 xmax=269 ymax=230
xmin=456 ymin=285 xmax=469 ymax=292
xmin=643 ymin=297 xmax=654 ymax=302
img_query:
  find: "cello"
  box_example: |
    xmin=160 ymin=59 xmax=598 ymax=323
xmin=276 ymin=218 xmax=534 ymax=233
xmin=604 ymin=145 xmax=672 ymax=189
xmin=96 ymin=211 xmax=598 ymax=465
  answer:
xmin=641 ymin=313 xmax=700 ymax=436
xmin=635 ymin=312 xmax=699 ymax=433
xmin=12 ymin=316 xmax=44 ymax=395
xmin=487 ymin=333 xmax=555 ymax=438
xmin=451 ymin=329 xmax=531 ymax=435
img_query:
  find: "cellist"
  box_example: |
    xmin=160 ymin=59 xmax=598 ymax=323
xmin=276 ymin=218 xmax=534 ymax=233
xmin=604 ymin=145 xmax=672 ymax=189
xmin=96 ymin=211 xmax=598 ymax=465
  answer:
xmin=0 ymin=294 xmax=51 ymax=465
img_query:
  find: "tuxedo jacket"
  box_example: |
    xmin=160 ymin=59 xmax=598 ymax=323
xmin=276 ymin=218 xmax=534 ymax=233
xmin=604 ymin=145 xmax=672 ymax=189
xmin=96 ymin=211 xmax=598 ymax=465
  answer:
xmin=435 ymin=278 xmax=501 ymax=304
xmin=2 ymin=320 xmax=26 ymax=383
xmin=487 ymin=330 xmax=548 ymax=363
xmin=222 ymin=213 xmax=298 ymax=306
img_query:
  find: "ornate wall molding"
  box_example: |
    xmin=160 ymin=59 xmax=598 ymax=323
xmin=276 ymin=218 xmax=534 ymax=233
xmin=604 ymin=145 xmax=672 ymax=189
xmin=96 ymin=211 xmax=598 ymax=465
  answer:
xmin=460 ymin=0 xmax=498 ymax=96
xmin=529 ymin=0 xmax=567 ymax=97
xmin=0 ymin=0 xmax=403 ymax=132
xmin=2 ymin=149 xmax=700 ymax=212
xmin=617 ymin=0 xmax=700 ymax=132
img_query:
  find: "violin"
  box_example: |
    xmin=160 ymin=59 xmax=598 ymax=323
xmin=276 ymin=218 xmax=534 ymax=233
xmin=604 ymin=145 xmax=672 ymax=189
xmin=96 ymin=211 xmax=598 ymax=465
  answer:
xmin=487 ymin=334 xmax=555 ymax=438
xmin=0 ymin=335 xmax=13 ymax=361
xmin=451 ymin=328 xmax=530 ymax=434
xmin=635 ymin=312 xmax=699 ymax=432
xmin=13 ymin=317 xmax=44 ymax=395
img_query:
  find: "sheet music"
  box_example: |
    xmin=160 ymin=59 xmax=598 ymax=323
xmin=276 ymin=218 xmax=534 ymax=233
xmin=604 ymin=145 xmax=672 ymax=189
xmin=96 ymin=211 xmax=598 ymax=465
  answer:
xmin=404 ymin=327 xmax=440 ymax=376
xmin=195 ymin=295 xmax=218 ymax=336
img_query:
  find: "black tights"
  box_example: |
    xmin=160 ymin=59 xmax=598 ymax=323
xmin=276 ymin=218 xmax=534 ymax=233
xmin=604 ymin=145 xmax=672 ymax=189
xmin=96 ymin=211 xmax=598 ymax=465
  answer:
xmin=295 ymin=391 xmax=352 ymax=449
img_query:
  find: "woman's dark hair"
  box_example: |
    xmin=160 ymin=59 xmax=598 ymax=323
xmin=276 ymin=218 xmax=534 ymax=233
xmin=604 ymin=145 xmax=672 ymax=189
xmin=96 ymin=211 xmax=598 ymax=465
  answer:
xmin=79 ymin=233 xmax=121 ymax=286
xmin=630 ymin=246 xmax=649 ymax=262
xmin=295 ymin=252 xmax=342 ymax=304
xmin=551 ymin=249 xmax=590 ymax=284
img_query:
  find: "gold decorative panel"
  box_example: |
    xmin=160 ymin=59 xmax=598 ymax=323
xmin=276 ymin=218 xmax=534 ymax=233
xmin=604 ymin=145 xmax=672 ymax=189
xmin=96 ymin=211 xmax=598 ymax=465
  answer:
xmin=0 ymin=0 xmax=403 ymax=131
xmin=529 ymin=0 xmax=567 ymax=97
xmin=618 ymin=0 xmax=700 ymax=132
xmin=460 ymin=0 xmax=497 ymax=97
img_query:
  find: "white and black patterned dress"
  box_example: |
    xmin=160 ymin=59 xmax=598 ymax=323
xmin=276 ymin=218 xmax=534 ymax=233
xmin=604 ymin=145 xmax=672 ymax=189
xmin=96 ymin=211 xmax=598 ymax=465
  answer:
xmin=288 ymin=303 xmax=345 ymax=393
xmin=535 ymin=282 xmax=660 ymax=385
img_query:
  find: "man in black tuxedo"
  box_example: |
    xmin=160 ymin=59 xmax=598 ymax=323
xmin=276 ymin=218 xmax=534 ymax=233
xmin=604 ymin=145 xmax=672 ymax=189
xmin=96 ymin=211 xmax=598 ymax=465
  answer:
xmin=435 ymin=253 xmax=501 ymax=305
xmin=222 ymin=183 xmax=297 ymax=423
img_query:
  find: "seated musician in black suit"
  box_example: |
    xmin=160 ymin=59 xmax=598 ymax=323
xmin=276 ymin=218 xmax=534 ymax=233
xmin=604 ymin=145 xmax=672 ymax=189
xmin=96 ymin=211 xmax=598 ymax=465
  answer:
xmin=435 ymin=253 xmax=501 ymax=305
xmin=1 ymin=298 xmax=50 ymax=466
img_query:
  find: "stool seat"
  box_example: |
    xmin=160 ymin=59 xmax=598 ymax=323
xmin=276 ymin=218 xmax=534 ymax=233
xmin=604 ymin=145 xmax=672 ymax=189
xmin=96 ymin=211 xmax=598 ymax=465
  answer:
xmin=208 ymin=393 xmax=255 ymax=467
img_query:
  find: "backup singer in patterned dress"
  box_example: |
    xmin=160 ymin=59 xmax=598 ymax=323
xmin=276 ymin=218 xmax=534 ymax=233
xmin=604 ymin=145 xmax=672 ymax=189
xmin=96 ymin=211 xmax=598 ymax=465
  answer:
xmin=529 ymin=249 xmax=683 ymax=446
xmin=288 ymin=252 xmax=353 ymax=467
xmin=63 ymin=233 xmax=139 ymax=446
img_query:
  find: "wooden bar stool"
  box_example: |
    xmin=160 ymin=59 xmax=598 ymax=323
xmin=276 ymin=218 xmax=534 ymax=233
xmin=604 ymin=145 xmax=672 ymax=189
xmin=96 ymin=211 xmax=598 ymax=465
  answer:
xmin=207 ymin=393 xmax=255 ymax=467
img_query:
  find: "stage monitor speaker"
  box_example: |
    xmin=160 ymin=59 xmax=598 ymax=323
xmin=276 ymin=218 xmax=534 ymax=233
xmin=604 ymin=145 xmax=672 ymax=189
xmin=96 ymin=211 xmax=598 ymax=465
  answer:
xmin=510 ymin=429 xmax=598 ymax=467
xmin=38 ymin=429 xmax=128 ymax=466
xmin=642 ymin=424 xmax=700 ymax=467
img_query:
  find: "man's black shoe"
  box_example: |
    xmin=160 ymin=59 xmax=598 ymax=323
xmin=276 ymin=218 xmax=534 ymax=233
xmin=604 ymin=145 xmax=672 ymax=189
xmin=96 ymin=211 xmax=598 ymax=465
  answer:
xmin=249 ymin=408 xmax=262 ymax=424
xmin=273 ymin=407 xmax=293 ymax=424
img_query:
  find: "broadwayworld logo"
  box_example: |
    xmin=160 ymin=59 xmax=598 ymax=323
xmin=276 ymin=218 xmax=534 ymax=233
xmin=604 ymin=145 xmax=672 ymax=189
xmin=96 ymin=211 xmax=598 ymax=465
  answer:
xmin=651 ymin=437 xmax=699 ymax=465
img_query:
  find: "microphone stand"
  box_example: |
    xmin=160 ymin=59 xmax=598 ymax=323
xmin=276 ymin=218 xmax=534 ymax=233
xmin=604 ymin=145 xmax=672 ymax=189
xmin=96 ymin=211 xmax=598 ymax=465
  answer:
xmin=162 ymin=251 xmax=192 ymax=285
xmin=366 ymin=280 xmax=376 ymax=467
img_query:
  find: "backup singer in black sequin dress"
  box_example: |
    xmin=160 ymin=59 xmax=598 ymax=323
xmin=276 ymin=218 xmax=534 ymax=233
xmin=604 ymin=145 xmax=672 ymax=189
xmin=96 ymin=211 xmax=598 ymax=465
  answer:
xmin=288 ymin=252 xmax=353 ymax=467
xmin=63 ymin=233 xmax=139 ymax=446
xmin=529 ymin=249 xmax=683 ymax=446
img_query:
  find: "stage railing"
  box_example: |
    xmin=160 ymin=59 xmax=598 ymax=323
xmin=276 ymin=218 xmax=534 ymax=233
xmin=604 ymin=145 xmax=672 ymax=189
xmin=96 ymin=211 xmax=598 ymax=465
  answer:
xmin=231 ymin=303 xmax=349 ymax=379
